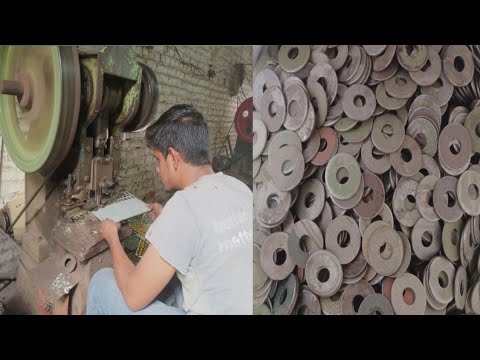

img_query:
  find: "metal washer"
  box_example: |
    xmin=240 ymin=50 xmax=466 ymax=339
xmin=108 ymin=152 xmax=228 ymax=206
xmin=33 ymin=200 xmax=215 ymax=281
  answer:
xmin=341 ymin=280 xmax=375 ymax=315
xmin=358 ymin=293 xmax=394 ymax=315
xmin=325 ymin=215 xmax=361 ymax=265
xmin=411 ymin=217 xmax=442 ymax=261
xmin=342 ymin=84 xmax=376 ymax=121
xmin=368 ymin=227 xmax=404 ymax=276
xmin=279 ymin=45 xmax=311 ymax=73
xmin=295 ymin=178 xmax=325 ymax=221
xmin=272 ymin=273 xmax=299 ymax=315
xmin=260 ymin=232 xmax=296 ymax=281
xmin=457 ymin=170 xmax=480 ymax=216
xmin=260 ymin=86 xmax=286 ymax=132
xmin=391 ymin=273 xmax=427 ymax=315
xmin=433 ymin=176 xmax=464 ymax=223
xmin=325 ymin=153 xmax=362 ymax=200
xmin=305 ymin=249 xmax=343 ymax=298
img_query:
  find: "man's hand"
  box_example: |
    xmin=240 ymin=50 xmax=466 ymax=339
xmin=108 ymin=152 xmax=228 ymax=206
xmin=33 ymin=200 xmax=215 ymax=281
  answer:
xmin=100 ymin=219 xmax=121 ymax=246
xmin=147 ymin=203 xmax=163 ymax=221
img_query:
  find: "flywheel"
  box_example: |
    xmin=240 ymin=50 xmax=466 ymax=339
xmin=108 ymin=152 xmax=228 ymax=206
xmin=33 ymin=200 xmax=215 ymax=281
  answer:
xmin=0 ymin=46 xmax=81 ymax=175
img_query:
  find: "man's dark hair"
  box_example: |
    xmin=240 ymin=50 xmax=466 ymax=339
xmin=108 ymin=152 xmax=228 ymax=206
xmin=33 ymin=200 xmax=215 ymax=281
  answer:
xmin=146 ymin=104 xmax=210 ymax=166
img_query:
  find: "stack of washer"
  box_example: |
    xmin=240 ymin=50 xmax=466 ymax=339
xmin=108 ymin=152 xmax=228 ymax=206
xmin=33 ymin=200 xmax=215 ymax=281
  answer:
xmin=253 ymin=45 xmax=480 ymax=315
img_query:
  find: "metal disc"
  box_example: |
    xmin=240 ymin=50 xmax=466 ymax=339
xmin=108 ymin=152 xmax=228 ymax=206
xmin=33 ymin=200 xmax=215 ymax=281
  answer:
xmin=433 ymin=176 xmax=464 ymax=223
xmin=392 ymin=179 xmax=422 ymax=227
xmin=371 ymin=113 xmax=405 ymax=154
xmin=362 ymin=220 xmax=391 ymax=265
xmin=325 ymin=45 xmax=349 ymax=71
xmin=391 ymin=273 xmax=427 ymax=315
xmin=0 ymin=46 xmax=81 ymax=175
xmin=279 ymin=45 xmax=311 ymax=73
xmin=255 ymin=178 xmax=291 ymax=228
xmin=320 ymin=291 xmax=343 ymax=315
xmin=376 ymin=81 xmax=409 ymax=110
xmin=302 ymin=127 xmax=321 ymax=163
xmin=464 ymin=107 xmax=480 ymax=153
xmin=454 ymin=266 xmax=467 ymax=311
xmin=343 ymin=251 xmax=368 ymax=278
xmin=368 ymin=227 xmax=404 ymax=276
xmin=292 ymin=288 xmax=322 ymax=315
xmin=442 ymin=218 xmax=463 ymax=263
xmin=411 ymin=218 xmax=442 ymax=261
xmin=342 ymin=117 xmax=373 ymax=144
xmin=358 ymin=293 xmax=394 ymax=315
xmin=268 ymin=130 xmax=302 ymax=159
xmin=406 ymin=117 xmax=438 ymax=157
xmin=295 ymin=178 xmax=325 ymax=221
xmin=272 ymin=273 xmax=299 ymax=315
xmin=362 ymin=45 xmax=387 ymax=56
xmin=353 ymin=172 xmax=385 ymax=219
xmin=341 ymin=280 xmax=375 ymax=315
xmin=384 ymin=69 xmax=418 ymax=99
xmin=253 ymin=68 xmax=281 ymax=111
xmin=261 ymin=86 xmax=285 ymax=132
xmin=287 ymin=219 xmax=324 ymax=268
xmin=325 ymin=153 xmax=362 ymax=200
xmin=427 ymin=256 xmax=455 ymax=305
xmin=415 ymin=175 xmax=440 ymax=222
xmin=260 ymin=232 xmax=296 ymax=281
xmin=360 ymin=137 xmax=391 ymax=175
xmin=396 ymin=45 xmax=428 ymax=71
xmin=325 ymin=215 xmax=361 ymax=265
xmin=316 ymin=201 xmax=333 ymax=237
xmin=295 ymin=101 xmax=315 ymax=142
xmin=307 ymin=82 xmax=328 ymax=128
xmin=283 ymin=83 xmax=309 ymax=131
xmin=308 ymin=62 xmax=338 ymax=105
xmin=311 ymin=127 xmax=339 ymax=166
xmin=457 ymin=169 xmax=480 ymax=216
xmin=342 ymin=84 xmax=376 ymax=121
xmin=389 ymin=135 xmax=422 ymax=177
xmin=438 ymin=123 xmax=472 ymax=176
xmin=359 ymin=203 xmax=394 ymax=235
xmin=305 ymin=250 xmax=343 ymax=297
xmin=391 ymin=232 xmax=412 ymax=278
xmin=372 ymin=45 xmax=397 ymax=72
xmin=408 ymin=46 xmax=442 ymax=86
xmin=409 ymin=94 xmax=442 ymax=122
xmin=421 ymin=71 xmax=454 ymax=107
xmin=269 ymin=145 xmax=305 ymax=191
xmin=443 ymin=45 xmax=475 ymax=87
xmin=253 ymin=114 xmax=267 ymax=160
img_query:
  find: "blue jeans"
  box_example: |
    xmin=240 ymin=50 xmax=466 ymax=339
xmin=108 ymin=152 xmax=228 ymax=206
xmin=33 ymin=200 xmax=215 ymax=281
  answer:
xmin=86 ymin=268 xmax=185 ymax=315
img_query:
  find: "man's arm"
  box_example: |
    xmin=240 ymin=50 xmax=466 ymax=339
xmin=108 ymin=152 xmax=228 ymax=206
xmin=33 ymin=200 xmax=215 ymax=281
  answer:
xmin=100 ymin=220 xmax=176 ymax=312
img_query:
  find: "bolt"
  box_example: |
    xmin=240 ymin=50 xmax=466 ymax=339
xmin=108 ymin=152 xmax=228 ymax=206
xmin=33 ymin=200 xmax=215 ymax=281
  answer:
xmin=0 ymin=80 xmax=24 ymax=96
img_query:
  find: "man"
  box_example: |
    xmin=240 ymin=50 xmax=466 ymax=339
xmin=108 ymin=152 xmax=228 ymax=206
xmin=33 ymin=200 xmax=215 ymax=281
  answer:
xmin=86 ymin=104 xmax=253 ymax=315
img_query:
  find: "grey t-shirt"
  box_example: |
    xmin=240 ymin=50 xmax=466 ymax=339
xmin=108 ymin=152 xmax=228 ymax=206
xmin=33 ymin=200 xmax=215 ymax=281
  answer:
xmin=145 ymin=172 xmax=253 ymax=315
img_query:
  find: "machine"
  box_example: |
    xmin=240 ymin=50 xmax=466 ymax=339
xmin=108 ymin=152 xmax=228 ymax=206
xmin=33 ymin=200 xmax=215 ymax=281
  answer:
xmin=0 ymin=46 xmax=159 ymax=314
xmin=212 ymin=97 xmax=253 ymax=189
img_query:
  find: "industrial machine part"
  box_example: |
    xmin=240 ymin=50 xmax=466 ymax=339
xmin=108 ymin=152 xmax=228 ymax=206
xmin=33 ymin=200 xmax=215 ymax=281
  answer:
xmin=212 ymin=96 xmax=252 ymax=189
xmin=0 ymin=46 xmax=159 ymax=314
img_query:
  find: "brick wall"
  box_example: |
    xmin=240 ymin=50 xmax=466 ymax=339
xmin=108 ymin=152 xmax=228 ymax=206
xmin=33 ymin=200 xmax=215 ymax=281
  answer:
xmin=0 ymin=45 xmax=252 ymax=206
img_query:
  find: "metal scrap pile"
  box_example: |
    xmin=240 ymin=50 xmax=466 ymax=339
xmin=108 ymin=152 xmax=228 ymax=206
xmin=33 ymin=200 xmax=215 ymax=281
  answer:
xmin=253 ymin=45 xmax=480 ymax=315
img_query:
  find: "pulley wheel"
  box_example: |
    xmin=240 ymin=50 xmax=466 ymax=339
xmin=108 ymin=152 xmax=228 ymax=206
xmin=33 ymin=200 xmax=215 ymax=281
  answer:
xmin=0 ymin=46 xmax=81 ymax=175
xmin=234 ymin=97 xmax=253 ymax=143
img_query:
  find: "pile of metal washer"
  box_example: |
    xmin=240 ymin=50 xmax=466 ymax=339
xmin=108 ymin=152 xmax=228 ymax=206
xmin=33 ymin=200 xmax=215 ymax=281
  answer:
xmin=253 ymin=45 xmax=480 ymax=315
